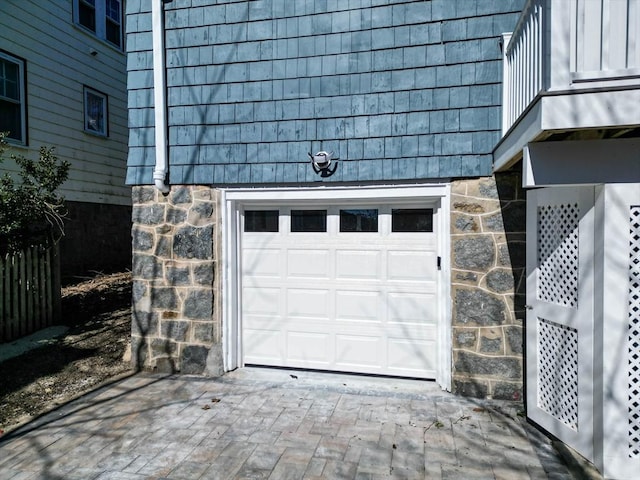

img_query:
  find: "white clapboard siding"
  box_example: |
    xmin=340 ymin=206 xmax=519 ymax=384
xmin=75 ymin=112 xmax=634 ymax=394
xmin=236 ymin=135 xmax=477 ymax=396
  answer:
xmin=0 ymin=0 xmax=129 ymax=206
xmin=575 ymin=0 xmax=640 ymax=73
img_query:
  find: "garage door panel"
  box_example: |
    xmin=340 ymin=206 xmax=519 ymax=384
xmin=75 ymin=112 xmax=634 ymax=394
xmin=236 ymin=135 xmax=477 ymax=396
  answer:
xmin=243 ymin=287 xmax=280 ymax=315
xmin=387 ymin=292 xmax=437 ymax=324
xmin=287 ymin=288 xmax=330 ymax=319
xmin=388 ymin=250 xmax=436 ymax=282
xmin=335 ymin=290 xmax=381 ymax=322
xmin=287 ymin=249 xmax=330 ymax=278
xmin=243 ymin=248 xmax=281 ymax=277
xmin=244 ymin=329 xmax=283 ymax=364
xmin=388 ymin=338 xmax=436 ymax=373
xmin=336 ymin=334 xmax=383 ymax=368
xmin=287 ymin=332 xmax=331 ymax=364
xmin=336 ymin=250 xmax=381 ymax=280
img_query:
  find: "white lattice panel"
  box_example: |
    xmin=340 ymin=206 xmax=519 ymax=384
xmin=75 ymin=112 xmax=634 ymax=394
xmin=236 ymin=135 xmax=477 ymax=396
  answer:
xmin=537 ymin=317 xmax=579 ymax=431
xmin=629 ymin=206 xmax=640 ymax=457
xmin=537 ymin=204 xmax=580 ymax=308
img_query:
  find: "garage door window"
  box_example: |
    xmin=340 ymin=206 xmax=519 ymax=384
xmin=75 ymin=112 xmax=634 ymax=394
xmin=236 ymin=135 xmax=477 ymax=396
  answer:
xmin=245 ymin=210 xmax=279 ymax=232
xmin=340 ymin=209 xmax=378 ymax=232
xmin=392 ymin=208 xmax=434 ymax=232
xmin=291 ymin=210 xmax=327 ymax=232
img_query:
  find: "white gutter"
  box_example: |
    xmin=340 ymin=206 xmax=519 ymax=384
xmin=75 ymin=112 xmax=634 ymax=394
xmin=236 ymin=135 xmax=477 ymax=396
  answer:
xmin=151 ymin=0 xmax=170 ymax=193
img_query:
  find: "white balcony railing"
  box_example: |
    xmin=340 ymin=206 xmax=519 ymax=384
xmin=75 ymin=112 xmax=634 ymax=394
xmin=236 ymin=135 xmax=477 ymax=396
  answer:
xmin=502 ymin=0 xmax=544 ymax=135
xmin=502 ymin=0 xmax=640 ymax=135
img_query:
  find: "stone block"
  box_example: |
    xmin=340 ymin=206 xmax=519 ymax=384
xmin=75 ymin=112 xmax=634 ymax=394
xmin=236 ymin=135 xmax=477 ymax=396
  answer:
xmin=485 ymin=269 xmax=514 ymax=293
xmin=132 ymin=310 xmax=159 ymax=337
xmin=152 ymin=234 xmax=171 ymax=258
xmin=455 ymin=288 xmax=505 ymax=326
xmin=151 ymin=338 xmax=179 ymax=357
xmin=132 ymin=204 xmax=165 ymax=225
xmin=455 ymin=351 xmax=521 ymax=379
xmin=193 ymin=322 xmax=214 ymax=344
xmin=173 ymin=225 xmax=213 ymax=260
xmin=479 ymin=330 xmax=503 ymax=353
xmin=133 ymin=254 xmax=160 ymax=280
xmin=132 ymin=228 xmax=154 ymax=252
xmin=189 ymin=201 xmax=215 ymax=225
xmin=167 ymin=206 xmax=188 ymax=225
xmin=492 ymin=381 xmax=523 ymax=401
xmin=452 ymin=213 xmax=479 ymax=233
xmin=505 ymin=325 xmax=523 ymax=355
xmin=155 ymin=357 xmax=179 ymax=373
xmin=454 ymin=271 xmax=478 ymax=284
xmin=453 ymin=236 xmax=495 ymax=271
xmin=465 ymin=177 xmax=499 ymax=200
xmin=132 ymin=280 xmax=147 ymax=303
xmin=454 ymin=329 xmax=477 ymax=348
xmin=451 ymin=378 xmax=488 ymax=398
xmin=132 ymin=186 xmax=155 ymax=204
xmin=184 ymin=289 xmax=213 ymax=320
xmin=150 ymin=287 xmax=178 ymax=310
xmin=451 ymin=196 xmax=499 ymax=214
xmin=162 ymin=320 xmax=190 ymax=342
xmin=181 ymin=345 xmax=209 ymax=374
xmin=166 ymin=264 xmax=191 ymax=286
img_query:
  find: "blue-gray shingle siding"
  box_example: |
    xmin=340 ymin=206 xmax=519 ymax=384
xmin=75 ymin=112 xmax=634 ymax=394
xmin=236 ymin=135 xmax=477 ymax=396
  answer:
xmin=126 ymin=0 xmax=524 ymax=186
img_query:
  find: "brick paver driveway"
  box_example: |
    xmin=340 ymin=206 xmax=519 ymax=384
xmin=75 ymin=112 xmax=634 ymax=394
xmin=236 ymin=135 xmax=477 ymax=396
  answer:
xmin=0 ymin=368 xmax=574 ymax=479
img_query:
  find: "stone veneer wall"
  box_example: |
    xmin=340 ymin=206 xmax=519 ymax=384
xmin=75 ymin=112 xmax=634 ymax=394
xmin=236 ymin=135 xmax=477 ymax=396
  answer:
xmin=450 ymin=171 xmax=526 ymax=399
xmin=129 ymin=176 xmax=526 ymax=396
xmin=130 ymin=185 xmax=223 ymax=375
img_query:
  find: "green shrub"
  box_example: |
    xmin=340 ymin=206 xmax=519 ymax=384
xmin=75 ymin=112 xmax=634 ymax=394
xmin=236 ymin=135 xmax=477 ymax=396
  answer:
xmin=0 ymin=132 xmax=70 ymax=254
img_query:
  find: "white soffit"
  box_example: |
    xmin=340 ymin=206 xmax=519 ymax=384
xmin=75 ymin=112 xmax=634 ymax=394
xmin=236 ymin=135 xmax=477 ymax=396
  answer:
xmin=494 ymin=89 xmax=640 ymax=173
xmin=523 ymin=138 xmax=640 ymax=187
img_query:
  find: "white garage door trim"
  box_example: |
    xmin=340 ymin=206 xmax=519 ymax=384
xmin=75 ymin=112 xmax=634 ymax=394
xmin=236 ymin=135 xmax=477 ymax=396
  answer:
xmin=222 ymin=184 xmax=451 ymax=391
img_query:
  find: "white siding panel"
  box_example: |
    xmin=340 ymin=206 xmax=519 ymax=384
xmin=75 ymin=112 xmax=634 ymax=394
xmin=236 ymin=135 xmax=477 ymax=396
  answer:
xmin=630 ymin=0 xmax=640 ymax=68
xmin=0 ymin=0 xmax=129 ymax=206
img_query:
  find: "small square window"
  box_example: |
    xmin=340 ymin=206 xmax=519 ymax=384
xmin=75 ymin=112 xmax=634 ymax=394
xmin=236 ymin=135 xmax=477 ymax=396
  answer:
xmin=392 ymin=208 xmax=434 ymax=232
xmin=291 ymin=210 xmax=327 ymax=232
xmin=0 ymin=51 xmax=26 ymax=144
xmin=340 ymin=209 xmax=378 ymax=232
xmin=78 ymin=0 xmax=97 ymax=33
xmin=84 ymin=86 xmax=108 ymax=136
xmin=74 ymin=0 xmax=123 ymax=50
xmin=245 ymin=210 xmax=279 ymax=232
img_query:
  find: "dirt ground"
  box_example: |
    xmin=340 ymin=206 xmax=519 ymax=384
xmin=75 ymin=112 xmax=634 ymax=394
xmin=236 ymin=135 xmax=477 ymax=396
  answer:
xmin=0 ymin=272 xmax=133 ymax=434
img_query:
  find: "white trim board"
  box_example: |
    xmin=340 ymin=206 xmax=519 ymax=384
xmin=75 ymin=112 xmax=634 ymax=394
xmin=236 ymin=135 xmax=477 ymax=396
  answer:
xmin=221 ymin=184 xmax=452 ymax=391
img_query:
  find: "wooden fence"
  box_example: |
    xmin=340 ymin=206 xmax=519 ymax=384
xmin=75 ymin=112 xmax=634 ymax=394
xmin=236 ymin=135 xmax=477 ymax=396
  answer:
xmin=0 ymin=236 xmax=61 ymax=343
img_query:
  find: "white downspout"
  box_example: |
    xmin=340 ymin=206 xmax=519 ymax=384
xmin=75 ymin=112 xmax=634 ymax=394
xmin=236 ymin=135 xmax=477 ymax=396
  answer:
xmin=152 ymin=0 xmax=170 ymax=193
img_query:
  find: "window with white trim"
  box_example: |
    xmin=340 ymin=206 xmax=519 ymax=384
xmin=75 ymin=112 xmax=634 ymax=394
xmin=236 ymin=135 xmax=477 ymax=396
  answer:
xmin=0 ymin=51 xmax=26 ymax=144
xmin=74 ymin=0 xmax=123 ymax=49
xmin=84 ymin=86 xmax=108 ymax=136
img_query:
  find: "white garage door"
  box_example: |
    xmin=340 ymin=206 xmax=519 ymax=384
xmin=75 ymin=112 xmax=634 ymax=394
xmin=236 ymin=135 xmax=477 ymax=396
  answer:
xmin=240 ymin=203 xmax=439 ymax=379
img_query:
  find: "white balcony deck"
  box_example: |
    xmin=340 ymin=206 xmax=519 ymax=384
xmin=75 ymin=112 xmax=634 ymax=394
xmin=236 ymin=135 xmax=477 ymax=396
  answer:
xmin=494 ymin=0 xmax=640 ymax=172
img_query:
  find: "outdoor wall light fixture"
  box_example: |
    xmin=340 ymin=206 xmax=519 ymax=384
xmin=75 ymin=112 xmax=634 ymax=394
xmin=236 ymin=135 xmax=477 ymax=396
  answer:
xmin=309 ymin=151 xmax=339 ymax=177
